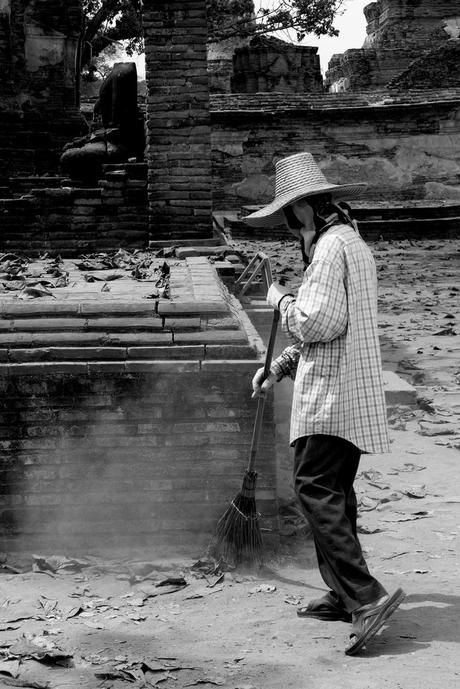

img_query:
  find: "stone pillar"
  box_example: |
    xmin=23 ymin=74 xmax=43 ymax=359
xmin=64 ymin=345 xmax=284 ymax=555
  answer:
xmin=143 ymin=0 xmax=213 ymax=239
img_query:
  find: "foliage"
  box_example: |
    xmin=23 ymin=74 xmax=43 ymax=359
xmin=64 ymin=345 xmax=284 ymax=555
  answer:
xmin=207 ymin=0 xmax=344 ymax=42
xmin=80 ymin=0 xmax=344 ymax=72
xmin=80 ymin=0 xmax=143 ymax=72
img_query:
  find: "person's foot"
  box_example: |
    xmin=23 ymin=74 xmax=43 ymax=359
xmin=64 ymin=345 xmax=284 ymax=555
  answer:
xmin=345 ymin=588 xmax=406 ymax=655
xmin=297 ymin=591 xmax=351 ymax=622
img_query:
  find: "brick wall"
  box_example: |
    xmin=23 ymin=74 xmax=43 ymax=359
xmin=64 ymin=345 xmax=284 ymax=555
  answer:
xmin=0 ymin=259 xmax=278 ymax=556
xmin=231 ymin=37 xmax=323 ymax=94
xmin=0 ymin=0 xmax=85 ymax=181
xmin=143 ymin=0 xmax=213 ymax=240
xmin=325 ymin=0 xmax=460 ymax=91
xmin=209 ymin=91 xmax=460 ymax=208
xmin=0 ymin=366 xmax=276 ymax=555
xmin=0 ymin=164 xmax=148 ymax=255
xmin=3 ymin=91 xmax=460 ymax=253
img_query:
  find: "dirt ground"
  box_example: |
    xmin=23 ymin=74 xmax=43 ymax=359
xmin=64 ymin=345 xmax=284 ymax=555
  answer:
xmin=0 ymin=238 xmax=459 ymax=689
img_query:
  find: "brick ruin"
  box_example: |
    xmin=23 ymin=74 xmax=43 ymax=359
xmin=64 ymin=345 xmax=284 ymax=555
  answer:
xmin=0 ymin=0 xmax=278 ymax=557
xmin=231 ymin=35 xmax=322 ymax=94
xmin=325 ymin=0 xmax=460 ymax=92
xmin=0 ymin=0 xmax=85 ymax=182
xmin=1 ymin=1 xmax=460 ymax=556
xmin=143 ymin=0 xmax=213 ymax=240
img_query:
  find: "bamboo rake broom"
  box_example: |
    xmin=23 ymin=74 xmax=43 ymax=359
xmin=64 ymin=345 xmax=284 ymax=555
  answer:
xmin=212 ymin=257 xmax=279 ymax=567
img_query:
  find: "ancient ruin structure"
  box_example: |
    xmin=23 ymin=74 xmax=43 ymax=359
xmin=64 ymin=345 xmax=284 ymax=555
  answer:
xmin=231 ymin=35 xmax=323 ymax=94
xmin=0 ymin=0 xmax=84 ymax=181
xmin=325 ymin=0 xmax=460 ymax=91
xmin=0 ymin=0 xmax=278 ymax=557
xmin=60 ymin=62 xmax=145 ymax=183
xmin=143 ymin=0 xmax=213 ymax=239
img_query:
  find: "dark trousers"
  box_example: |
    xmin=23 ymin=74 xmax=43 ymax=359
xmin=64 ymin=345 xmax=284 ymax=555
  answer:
xmin=293 ymin=434 xmax=387 ymax=612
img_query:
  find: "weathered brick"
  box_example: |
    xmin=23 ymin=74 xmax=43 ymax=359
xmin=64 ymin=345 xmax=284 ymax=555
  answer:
xmin=127 ymin=345 xmax=204 ymax=359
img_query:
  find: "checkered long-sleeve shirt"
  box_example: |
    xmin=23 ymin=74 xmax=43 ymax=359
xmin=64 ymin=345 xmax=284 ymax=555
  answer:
xmin=271 ymin=223 xmax=390 ymax=454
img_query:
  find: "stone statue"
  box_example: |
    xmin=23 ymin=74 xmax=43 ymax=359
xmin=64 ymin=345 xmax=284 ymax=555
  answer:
xmin=60 ymin=62 xmax=145 ymax=182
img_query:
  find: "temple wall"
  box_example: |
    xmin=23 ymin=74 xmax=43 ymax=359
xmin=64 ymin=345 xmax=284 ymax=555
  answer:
xmin=210 ymin=92 xmax=460 ymax=209
xmin=2 ymin=92 xmax=460 ymax=254
xmin=0 ymin=366 xmax=276 ymax=554
xmin=326 ymin=0 xmax=460 ymax=91
xmin=0 ymin=0 xmax=85 ymax=180
xmin=0 ymin=164 xmax=149 ymax=255
xmin=143 ymin=0 xmax=213 ymax=239
xmin=0 ymin=261 xmax=277 ymax=556
xmin=231 ymin=38 xmax=323 ymax=94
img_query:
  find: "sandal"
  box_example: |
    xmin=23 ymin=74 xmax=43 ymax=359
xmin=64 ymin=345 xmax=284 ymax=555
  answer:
xmin=297 ymin=592 xmax=351 ymax=622
xmin=345 ymin=588 xmax=406 ymax=656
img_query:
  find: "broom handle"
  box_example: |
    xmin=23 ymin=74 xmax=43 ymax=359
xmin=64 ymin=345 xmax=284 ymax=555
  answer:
xmin=247 ymin=306 xmax=280 ymax=473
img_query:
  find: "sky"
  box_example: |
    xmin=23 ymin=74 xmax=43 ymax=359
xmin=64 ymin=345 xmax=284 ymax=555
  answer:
xmin=256 ymin=0 xmax=370 ymax=73
xmin=134 ymin=0 xmax=370 ymax=79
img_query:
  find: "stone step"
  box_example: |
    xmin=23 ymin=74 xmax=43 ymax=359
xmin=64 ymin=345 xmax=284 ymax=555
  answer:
xmin=9 ymin=176 xmax=66 ymax=195
xmin=0 ymin=301 xmax=157 ymax=319
xmin=1 ymin=343 xmax=257 ymax=363
xmin=358 ymin=216 xmax=460 ymax=237
xmin=149 ymin=238 xmax=225 ymax=248
xmin=175 ymin=245 xmax=230 ymax=259
xmin=354 ymin=205 xmax=460 ymax=220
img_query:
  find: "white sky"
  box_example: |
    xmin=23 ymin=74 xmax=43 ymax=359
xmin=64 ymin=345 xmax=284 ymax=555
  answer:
xmin=135 ymin=0 xmax=369 ymax=79
xmin=256 ymin=0 xmax=370 ymax=73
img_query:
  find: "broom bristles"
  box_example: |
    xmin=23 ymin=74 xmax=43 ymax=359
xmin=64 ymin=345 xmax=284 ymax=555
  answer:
xmin=211 ymin=471 xmax=263 ymax=567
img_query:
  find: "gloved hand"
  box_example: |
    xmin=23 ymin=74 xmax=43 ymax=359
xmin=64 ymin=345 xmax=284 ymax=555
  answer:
xmin=267 ymin=282 xmax=294 ymax=310
xmin=251 ymin=367 xmax=277 ymax=399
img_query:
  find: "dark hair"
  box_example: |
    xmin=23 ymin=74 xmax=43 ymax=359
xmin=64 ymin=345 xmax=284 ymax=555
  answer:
xmin=284 ymin=194 xmax=355 ymax=234
xmin=308 ymin=194 xmax=355 ymax=233
xmin=283 ymin=205 xmax=303 ymax=231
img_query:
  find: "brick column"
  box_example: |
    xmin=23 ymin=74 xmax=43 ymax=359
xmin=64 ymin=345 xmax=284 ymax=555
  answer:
xmin=143 ymin=0 xmax=213 ymax=239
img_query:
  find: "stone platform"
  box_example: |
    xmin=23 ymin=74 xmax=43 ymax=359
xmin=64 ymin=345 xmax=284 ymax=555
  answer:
xmin=0 ymin=258 xmax=278 ymax=556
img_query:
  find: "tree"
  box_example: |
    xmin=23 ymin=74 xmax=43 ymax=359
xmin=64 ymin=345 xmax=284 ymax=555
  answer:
xmin=207 ymin=1 xmax=344 ymax=43
xmin=80 ymin=0 xmax=143 ymax=74
xmin=79 ymin=0 xmax=344 ymax=79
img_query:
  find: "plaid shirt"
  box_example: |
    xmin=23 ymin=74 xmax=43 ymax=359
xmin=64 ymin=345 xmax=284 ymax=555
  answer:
xmin=272 ymin=222 xmax=390 ymax=454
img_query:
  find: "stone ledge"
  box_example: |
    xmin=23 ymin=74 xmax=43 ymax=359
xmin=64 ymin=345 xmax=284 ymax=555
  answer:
xmin=158 ymin=300 xmax=230 ymax=315
xmin=383 ymin=370 xmax=417 ymax=406
xmin=0 ymin=358 xmax=264 ymax=375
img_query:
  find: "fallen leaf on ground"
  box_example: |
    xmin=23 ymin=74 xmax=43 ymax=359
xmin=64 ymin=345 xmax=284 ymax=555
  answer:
xmin=284 ymin=595 xmax=301 ymax=605
xmin=8 ymin=637 xmax=73 ymax=666
xmin=382 ymin=551 xmax=410 ymax=560
xmin=403 ymin=485 xmax=426 ymax=499
xmin=249 ymin=585 xmax=276 ymax=594
xmin=357 ymin=525 xmax=382 ymax=535
xmin=390 ymin=463 xmax=426 ymax=473
xmin=83 ymin=272 xmax=123 ymax=282
xmin=184 ymin=585 xmax=224 ymax=600
xmin=32 ymin=554 xmax=90 ymax=574
xmin=18 ymin=285 xmax=55 ymax=299
xmin=0 ymin=659 xmax=20 ymax=678
xmin=358 ymin=496 xmax=381 ymax=511
xmin=184 ymin=680 xmax=225 ymax=687
xmin=3 ymin=608 xmax=37 ymax=623
xmin=382 ymin=510 xmax=433 ymax=523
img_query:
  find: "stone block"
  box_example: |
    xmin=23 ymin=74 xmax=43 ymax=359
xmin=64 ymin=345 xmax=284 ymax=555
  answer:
xmin=383 ymin=370 xmax=417 ymax=406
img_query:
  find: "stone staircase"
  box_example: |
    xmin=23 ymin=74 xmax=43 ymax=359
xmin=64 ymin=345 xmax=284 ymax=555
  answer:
xmin=0 ymin=257 xmax=256 ymax=366
xmin=210 ymin=89 xmax=460 ymax=113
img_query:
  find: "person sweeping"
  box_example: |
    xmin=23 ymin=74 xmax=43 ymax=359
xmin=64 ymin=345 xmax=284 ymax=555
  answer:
xmin=245 ymin=152 xmax=405 ymax=656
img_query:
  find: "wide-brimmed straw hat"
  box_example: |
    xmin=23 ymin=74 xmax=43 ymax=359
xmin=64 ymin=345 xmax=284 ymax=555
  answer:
xmin=243 ymin=152 xmax=367 ymax=228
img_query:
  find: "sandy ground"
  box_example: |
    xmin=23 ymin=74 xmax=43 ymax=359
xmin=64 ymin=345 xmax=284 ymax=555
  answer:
xmin=0 ymin=238 xmax=459 ymax=688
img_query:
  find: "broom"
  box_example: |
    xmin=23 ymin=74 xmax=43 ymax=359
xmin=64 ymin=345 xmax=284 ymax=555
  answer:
xmin=212 ymin=302 xmax=280 ymax=567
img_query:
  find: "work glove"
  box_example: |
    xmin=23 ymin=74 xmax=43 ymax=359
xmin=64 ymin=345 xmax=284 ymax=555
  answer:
xmin=267 ymin=282 xmax=294 ymax=310
xmin=251 ymin=367 xmax=277 ymax=399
